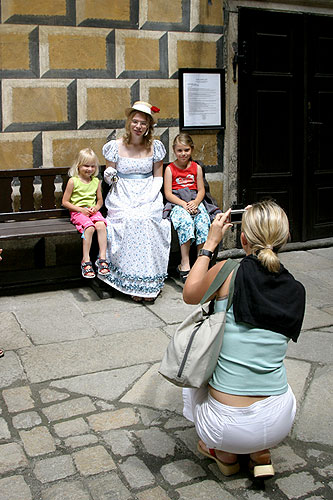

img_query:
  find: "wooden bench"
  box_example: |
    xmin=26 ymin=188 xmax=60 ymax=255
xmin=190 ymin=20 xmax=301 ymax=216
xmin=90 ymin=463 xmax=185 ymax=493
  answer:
xmin=0 ymin=164 xmax=219 ymax=296
xmin=0 ymin=167 xmax=111 ymax=297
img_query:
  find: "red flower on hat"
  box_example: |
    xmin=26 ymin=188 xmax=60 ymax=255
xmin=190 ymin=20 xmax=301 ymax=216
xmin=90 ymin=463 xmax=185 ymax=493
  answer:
xmin=151 ymin=106 xmax=160 ymax=113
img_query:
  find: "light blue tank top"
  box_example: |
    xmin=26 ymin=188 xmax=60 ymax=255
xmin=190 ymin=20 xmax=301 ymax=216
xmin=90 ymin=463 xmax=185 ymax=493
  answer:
xmin=209 ymin=298 xmax=289 ymax=396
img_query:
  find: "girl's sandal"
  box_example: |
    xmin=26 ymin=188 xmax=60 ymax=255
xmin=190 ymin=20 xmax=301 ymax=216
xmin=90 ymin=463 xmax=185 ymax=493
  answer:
xmin=197 ymin=442 xmax=240 ymax=477
xmin=0 ymin=349 xmax=4 ymax=358
xmin=248 ymin=459 xmax=275 ymax=479
xmin=95 ymin=258 xmax=111 ymax=276
xmin=177 ymin=265 xmax=190 ymax=284
xmin=81 ymin=261 xmax=96 ymax=279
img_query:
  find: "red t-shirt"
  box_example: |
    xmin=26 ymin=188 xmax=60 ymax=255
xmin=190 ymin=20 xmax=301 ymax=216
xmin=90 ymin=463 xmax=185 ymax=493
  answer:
xmin=168 ymin=161 xmax=198 ymax=191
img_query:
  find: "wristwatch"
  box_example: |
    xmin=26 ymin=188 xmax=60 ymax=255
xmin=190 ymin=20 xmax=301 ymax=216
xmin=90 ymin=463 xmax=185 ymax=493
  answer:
xmin=198 ymin=249 xmax=213 ymax=260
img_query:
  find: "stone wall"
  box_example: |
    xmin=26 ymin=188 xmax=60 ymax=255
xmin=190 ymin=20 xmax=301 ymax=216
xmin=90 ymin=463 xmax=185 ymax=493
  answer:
xmin=0 ymin=0 xmax=224 ymax=206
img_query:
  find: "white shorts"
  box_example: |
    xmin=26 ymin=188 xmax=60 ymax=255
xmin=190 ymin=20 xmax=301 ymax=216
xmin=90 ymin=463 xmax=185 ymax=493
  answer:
xmin=183 ymin=385 xmax=296 ymax=454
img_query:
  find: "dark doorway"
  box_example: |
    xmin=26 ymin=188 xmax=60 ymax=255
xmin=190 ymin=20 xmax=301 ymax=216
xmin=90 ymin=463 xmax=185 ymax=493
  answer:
xmin=238 ymin=8 xmax=333 ymax=241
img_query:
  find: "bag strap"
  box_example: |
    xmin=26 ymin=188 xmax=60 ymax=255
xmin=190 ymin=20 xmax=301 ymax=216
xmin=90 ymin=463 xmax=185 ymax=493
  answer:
xmin=226 ymin=264 xmax=239 ymax=310
xmin=200 ymin=258 xmax=239 ymax=305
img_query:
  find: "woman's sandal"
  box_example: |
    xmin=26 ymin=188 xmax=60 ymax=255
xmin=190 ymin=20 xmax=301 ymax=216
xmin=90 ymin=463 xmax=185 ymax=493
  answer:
xmin=177 ymin=265 xmax=190 ymax=284
xmin=81 ymin=261 xmax=96 ymax=279
xmin=95 ymin=258 xmax=111 ymax=276
xmin=131 ymin=296 xmax=143 ymax=302
xmin=248 ymin=459 xmax=275 ymax=479
xmin=197 ymin=442 xmax=240 ymax=477
xmin=0 ymin=349 xmax=4 ymax=358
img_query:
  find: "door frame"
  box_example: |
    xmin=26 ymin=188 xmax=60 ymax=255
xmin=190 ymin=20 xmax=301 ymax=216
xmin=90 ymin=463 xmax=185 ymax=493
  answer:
xmin=223 ymin=0 xmax=333 ymax=247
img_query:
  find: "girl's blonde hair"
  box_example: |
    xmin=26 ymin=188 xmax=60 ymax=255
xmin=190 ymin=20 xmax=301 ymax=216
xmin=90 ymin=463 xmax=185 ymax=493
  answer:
xmin=241 ymin=200 xmax=289 ymax=273
xmin=68 ymin=148 xmax=100 ymax=178
xmin=123 ymin=110 xmax=154 ymax=149
xmin=173 ymin=133 xmax=194 ymax=151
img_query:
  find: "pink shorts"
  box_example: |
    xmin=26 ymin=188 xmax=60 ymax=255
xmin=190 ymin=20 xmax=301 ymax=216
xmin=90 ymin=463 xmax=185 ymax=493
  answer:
xmin=70 ymin=210 xmax=107 ymax=234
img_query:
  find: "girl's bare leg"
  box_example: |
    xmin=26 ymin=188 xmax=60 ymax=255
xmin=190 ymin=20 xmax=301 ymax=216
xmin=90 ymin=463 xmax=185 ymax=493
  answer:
xmin=180 ymin=240 xmax=191 ymax=271
xmin=82 ymin=226 xmax=95 ymax=263
xmin=95 ymin=221 xmax=107 ymax=260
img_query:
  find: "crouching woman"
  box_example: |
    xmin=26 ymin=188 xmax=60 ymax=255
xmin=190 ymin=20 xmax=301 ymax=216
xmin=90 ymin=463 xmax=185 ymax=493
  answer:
xmin=182 ymin=201 xmax=305 ymax=478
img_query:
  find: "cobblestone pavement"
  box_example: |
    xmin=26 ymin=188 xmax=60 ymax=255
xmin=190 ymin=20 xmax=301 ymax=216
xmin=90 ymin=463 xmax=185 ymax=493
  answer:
xmin=0 ymin=247 xmax=332 ymax=500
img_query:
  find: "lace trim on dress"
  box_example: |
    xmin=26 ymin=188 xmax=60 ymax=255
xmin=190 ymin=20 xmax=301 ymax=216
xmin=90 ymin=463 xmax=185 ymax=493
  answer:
xmin=102 ymin=139 xmax=166 ymax=163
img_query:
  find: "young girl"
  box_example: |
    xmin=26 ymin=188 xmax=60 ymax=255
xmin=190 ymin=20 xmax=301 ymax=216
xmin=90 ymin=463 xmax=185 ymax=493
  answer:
xmin=164 ymin=133 xmax=213 ymax=282
xmin=62 ymin=148 xmax=110 ymax=279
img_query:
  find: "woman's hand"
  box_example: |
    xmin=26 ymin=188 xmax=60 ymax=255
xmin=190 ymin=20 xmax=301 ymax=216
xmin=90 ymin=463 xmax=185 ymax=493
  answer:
xmin=204 ymin=209 xmax=233 ymax=251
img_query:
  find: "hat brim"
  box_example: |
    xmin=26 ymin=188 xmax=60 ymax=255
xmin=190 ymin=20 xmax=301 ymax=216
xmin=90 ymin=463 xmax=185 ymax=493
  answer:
xmin=125 ymin=105 xmax=156 ymax=123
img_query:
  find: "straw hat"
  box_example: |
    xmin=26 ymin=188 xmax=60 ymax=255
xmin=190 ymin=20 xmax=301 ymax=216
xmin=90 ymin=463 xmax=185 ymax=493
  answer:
xmin=125 ymin=101 xmax=160 ymax=122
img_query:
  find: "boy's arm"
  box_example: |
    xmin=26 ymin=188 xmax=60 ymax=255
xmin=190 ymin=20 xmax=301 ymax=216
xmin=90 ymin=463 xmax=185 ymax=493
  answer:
xmin=164 ymin=166 xmax=188 ymax=209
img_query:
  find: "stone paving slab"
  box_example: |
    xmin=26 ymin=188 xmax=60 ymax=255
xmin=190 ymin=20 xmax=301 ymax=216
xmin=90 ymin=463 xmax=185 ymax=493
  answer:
xmin=280 ymin=250 xmax=332 ymax=271
xmin=50 ymin=364 xmax=150 ymax=401
xmin=284 ymin=358 xmax=311 ymax=406
xmin=14 ymin=296 xmax=97 ymax=344
xmin=18 ymin=328 xmax=169 ymax=383
xmin=291 ymin=271 xmax=332 ymax=309
xmin=286 ymin=330 xmax=333 ymax=364
xmin=120 ymin=363 xmax=184 ymax=414
xmin=0 ymin=312 xmax=32 ymax=349
xmin=85 ymin=304 xmax=164 ymax=335
xmin=301 ymin=304 xmax=333 ymax=331
xmin=0 ymin=351 xmax=27 ymax=388
xmin=2 ymin=385 xmax=35 ymax=413
xmin=145 ymin=281 xmax=197 ymax=324
xmin=308 ymin=247 xmax=333 ymax=260
xmin=0 ymin=475 xmax=32 ymax=500
xmin=293 ymin=365 xmax=333 ymax=446
xmin=0 ymin=443 xmax=29 ymax=474
xmin=41 ymin=480 xmax=91 ymax=500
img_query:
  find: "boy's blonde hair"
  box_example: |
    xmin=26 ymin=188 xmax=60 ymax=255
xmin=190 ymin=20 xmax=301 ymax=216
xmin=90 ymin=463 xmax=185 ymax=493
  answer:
xmin=68 ymin=148 xmax=100 ymax=177
xmin=173 ymin=133 xmax=194 ymax=151
xmin=123 ymin=110 xmax=154 ymax=149
xmin=241 ymin=200 xmax=289 ymax=273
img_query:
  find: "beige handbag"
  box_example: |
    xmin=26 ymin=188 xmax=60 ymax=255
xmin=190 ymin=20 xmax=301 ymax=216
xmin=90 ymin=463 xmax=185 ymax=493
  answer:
xmin=159 ymin=259 xmax=239 ymax=388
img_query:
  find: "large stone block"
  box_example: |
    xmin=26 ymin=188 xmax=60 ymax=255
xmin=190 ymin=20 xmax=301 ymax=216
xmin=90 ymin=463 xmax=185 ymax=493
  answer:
xmin=141 ymin=80 xmax=179 ymax=123
xmin=1 ymin=0 xmax=74 ymax=25
xmin=0 ymin=132 xmax=39 ymax=169
xmin=42 ymin=130 xmax=115 ymax=167
xmin=205 ymin=174 xmax=223 ymax=208
xmin=190 ymin=0 xmax=224 ymax=31
xmin=2 ymin=79 xmax=75 ymax=132
xmin=147 ymin=0 xmax=182 ymax=23
xmin=2 ymin=0 xmax=67 ymax=18
xmin=168 ymin=32 xmax=222 ymax=77
xmin=39 ymin=26 xmax=113 ymax=77
xmin=116 ymin=29 xmax=167 ymax=78
xmin=0 ymin=25 xmax=34 ymax=74
xmin=140 ymin=0 xmax=187 ymax=31
xmin=76 ymin=0 xmax=131 ymax=24
xmin=77 ymin=79 xmax=137 ymax=128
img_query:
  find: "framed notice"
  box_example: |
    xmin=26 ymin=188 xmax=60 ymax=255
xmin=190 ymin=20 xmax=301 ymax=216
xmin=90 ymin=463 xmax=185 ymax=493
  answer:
xmin=179 ymin=68 xmax=225 ymax=131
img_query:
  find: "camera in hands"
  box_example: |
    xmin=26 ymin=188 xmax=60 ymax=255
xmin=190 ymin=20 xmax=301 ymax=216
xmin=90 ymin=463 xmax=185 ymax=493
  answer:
xmin=230 ymin=208 xmax=246 ymax=224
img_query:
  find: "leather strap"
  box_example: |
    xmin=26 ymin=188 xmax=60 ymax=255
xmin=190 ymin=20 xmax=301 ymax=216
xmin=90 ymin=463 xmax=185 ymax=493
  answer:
xmin=200 ymin=258 xmax=239 ymax=306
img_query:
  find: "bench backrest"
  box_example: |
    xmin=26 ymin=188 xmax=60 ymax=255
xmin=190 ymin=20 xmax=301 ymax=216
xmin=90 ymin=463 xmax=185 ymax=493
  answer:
xmin=0 ymin=162 xmax=213 ymax=223
xmin=0 ymin=167 xmax=70 ymax=222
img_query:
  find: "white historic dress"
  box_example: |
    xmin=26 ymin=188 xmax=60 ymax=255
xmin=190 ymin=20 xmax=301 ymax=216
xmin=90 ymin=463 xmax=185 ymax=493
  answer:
xmin=100 ymin=139 xmax=171 ymax=298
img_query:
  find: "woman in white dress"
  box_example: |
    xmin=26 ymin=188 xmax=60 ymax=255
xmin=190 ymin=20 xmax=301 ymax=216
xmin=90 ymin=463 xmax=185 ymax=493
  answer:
xmin=101 ymin=101 xmax=171 ymax=302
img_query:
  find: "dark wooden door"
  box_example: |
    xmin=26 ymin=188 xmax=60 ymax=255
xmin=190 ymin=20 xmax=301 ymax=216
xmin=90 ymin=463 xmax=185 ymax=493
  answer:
xmin=238 ymin=8 xmax=333 ymax=241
